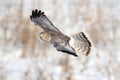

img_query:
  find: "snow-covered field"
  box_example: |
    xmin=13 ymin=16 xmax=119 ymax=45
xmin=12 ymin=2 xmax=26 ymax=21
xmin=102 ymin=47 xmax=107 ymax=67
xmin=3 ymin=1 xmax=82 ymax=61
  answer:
xmin=0 ymin=0 xmax=120 ymax=80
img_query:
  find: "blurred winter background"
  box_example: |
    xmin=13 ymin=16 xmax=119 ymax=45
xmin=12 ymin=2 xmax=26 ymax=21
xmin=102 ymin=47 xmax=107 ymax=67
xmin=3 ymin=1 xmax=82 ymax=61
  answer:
xmin=0 ymin=0 xmax=120 ymax=80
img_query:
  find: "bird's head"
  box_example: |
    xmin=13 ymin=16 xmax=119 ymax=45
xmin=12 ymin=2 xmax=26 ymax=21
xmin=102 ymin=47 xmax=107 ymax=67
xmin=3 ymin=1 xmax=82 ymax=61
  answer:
xmin=39 ymin=32 xmax=51 ymax=42
xmin=39 ymin=32 xmax=46 ymax=39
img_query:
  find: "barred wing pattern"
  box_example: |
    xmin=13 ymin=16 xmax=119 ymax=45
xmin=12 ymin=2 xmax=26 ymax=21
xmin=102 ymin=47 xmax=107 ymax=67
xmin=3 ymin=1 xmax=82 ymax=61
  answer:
xmin=71 ymin=32 xmax=91 ymax=56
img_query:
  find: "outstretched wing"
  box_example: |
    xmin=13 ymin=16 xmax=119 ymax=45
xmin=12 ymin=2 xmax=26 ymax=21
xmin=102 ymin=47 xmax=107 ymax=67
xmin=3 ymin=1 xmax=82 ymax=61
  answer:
xmin=30 ymin=9 xmax=61 ymax=33
xmin=71 ymin=32 xmax=91 ymax=56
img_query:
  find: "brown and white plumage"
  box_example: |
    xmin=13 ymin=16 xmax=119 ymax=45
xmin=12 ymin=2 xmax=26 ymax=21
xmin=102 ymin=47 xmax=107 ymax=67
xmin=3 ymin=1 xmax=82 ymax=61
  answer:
xmin=30 ymin=9 xmax=91 ymax=57
xmin=71 ymin=32 xmax=91 ymax=56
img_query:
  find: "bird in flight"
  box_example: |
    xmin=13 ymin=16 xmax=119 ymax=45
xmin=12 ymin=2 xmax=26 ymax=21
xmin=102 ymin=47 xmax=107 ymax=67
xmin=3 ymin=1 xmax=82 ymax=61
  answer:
xmin=30 ymin=9 xmax=91 ymax=57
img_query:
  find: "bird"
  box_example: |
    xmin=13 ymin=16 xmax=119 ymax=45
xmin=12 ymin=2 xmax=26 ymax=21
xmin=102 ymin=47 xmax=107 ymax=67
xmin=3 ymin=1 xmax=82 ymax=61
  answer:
xmin=30 ymin=9 xmax=91 ymax=57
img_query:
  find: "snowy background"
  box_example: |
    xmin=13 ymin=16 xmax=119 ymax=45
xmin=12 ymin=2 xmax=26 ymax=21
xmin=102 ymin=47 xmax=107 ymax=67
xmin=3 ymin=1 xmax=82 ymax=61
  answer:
xmin=0 ymin=0 xmax=120 ymax=80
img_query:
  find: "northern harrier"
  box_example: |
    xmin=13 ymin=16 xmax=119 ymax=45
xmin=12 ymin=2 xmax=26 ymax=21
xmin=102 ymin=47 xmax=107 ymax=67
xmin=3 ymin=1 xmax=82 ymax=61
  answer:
xmin=30 ymin=9 xmax=91 ymax=57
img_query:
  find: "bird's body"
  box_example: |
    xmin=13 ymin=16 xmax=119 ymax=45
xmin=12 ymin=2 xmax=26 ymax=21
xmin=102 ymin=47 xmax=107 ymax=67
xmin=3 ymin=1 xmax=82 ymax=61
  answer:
xmin=39 ymin=31 xmax=78 ymax=56
xmin=30 ymin=9 xmax=91 ymax=57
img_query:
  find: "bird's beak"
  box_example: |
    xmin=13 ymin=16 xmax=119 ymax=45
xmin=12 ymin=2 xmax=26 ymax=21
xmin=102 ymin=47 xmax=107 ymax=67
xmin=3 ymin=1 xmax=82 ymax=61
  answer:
xmin=62 ymin=44 xmax=78 ymax=57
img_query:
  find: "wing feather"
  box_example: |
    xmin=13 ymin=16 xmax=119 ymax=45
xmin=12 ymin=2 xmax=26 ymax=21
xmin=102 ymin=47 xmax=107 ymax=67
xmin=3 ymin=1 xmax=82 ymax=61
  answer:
xmin=71 ymin=32 xmax=91 ymax=56
xmin=30 ymin=9 xmax=61 ymax=33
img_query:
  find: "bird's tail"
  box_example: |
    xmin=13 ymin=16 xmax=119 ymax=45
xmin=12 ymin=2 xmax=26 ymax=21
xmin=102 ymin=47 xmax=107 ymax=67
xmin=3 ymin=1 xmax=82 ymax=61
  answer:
xmin=71 ymin=32 xmax=91 ymax=56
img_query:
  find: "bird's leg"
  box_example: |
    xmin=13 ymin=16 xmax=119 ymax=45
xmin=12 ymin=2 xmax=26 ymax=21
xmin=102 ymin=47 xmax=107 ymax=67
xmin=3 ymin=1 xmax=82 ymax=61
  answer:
xmin=39 ymin=32 xmax=51 ymax=43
